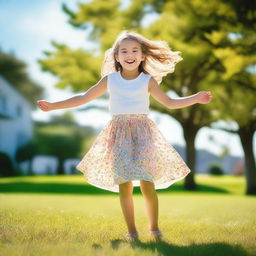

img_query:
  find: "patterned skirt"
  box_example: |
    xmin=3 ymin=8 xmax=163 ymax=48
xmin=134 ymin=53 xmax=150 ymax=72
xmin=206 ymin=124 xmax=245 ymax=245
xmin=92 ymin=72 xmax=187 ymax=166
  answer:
xmin=76 ymin=114 xmax=191 ymax=193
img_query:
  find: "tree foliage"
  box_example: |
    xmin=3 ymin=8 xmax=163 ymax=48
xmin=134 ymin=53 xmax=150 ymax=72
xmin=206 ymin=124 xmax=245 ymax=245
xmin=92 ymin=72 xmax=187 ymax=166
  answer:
xmin=0 ymin=50 xmax=44 ymax=108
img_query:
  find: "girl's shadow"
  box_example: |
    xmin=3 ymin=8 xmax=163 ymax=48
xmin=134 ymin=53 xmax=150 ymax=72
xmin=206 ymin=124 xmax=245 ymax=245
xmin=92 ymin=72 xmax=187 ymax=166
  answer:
xmin=106 ymin=238 xmax=248 ymax=256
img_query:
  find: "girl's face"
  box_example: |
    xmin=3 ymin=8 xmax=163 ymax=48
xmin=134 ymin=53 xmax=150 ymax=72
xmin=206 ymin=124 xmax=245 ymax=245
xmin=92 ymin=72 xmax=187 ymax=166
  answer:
xmin=115 ymin=39 xmax=145 ymax=72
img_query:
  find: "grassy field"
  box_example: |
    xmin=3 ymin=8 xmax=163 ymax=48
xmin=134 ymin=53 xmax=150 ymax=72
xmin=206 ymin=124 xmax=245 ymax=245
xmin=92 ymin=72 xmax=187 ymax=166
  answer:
xmin=0 ymin=174 xmax=255 ymax=256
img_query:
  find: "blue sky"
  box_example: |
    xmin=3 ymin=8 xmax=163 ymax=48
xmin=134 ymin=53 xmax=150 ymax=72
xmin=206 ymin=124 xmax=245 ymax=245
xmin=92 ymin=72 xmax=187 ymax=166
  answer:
xmin=1 ymin=0 xmax=254 ymax=158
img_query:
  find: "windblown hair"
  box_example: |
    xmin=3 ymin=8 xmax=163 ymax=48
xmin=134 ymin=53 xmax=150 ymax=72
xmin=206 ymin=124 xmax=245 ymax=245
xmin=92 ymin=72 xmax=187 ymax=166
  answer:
xmin=101 ymin=30 xmax=183 ymax=84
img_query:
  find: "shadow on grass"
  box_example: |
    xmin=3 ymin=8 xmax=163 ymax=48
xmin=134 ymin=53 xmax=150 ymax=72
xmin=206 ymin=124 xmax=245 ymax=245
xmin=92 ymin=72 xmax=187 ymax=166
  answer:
xmin=106 ymin=238 xmax=249 ymax=256
xmin=0 ymin=181 xmax=230 ymax=195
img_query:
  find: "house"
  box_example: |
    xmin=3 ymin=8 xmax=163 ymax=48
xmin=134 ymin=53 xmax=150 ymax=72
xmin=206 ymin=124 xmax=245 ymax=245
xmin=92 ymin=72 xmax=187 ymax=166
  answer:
xmin=0 ymin=75 xmax=33 ymax=167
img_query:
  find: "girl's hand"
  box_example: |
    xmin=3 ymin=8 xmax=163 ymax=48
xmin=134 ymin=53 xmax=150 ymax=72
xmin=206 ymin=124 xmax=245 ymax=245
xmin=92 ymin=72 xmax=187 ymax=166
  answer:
xmin=37 ymin=100 xmax=54 ymax=112
xmin=196 ymin=91 xmax=213 ymax=104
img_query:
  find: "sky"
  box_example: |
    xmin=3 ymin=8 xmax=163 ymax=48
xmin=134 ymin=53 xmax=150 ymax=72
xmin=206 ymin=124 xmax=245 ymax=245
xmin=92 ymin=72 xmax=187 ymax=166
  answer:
xmin=0 ymin=0 xmax=255 ymax=158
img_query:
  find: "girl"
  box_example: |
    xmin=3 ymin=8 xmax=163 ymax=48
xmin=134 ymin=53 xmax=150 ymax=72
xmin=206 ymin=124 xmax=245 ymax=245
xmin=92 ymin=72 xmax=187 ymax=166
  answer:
xmin=37 ymin=30 xmax=212 ymax=242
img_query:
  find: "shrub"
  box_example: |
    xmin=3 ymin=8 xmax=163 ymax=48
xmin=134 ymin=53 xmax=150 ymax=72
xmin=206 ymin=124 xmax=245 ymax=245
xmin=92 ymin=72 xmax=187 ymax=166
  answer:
xmin=208 ymin=163 xmax=224 ymax=175
xmin=0 ymin=151 xmax=15 ymax=177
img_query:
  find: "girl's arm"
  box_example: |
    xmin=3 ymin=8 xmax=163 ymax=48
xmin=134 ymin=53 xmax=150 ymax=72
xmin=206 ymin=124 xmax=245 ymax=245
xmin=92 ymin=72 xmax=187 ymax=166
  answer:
xmin=37 ymin=76 xmax=108 ymax=111
xmin=149 ymin=77 xmax=212 ymax=109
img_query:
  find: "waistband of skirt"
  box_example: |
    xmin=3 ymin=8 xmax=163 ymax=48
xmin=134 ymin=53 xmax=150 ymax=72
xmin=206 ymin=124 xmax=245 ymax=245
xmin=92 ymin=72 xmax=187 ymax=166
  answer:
xmin=111 ymin=114 xmax=149 ymax=120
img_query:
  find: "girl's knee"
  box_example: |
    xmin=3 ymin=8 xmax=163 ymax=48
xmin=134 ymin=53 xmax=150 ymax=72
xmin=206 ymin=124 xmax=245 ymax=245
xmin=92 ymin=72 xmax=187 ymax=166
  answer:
xmin=119 ymin=181 xmax=133 ymax=194
xmin=140 ymin=180 xmax=155 ymax=194
xmin=140 ymin=180 xmax=154 ymax=187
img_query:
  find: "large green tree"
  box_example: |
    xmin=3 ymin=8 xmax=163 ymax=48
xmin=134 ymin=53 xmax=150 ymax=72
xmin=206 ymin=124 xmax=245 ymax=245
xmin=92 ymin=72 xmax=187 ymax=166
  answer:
xmin=204 ymin=0 xmax=256 ymax=194
xmin=39 ymin=0 xmax=255 ymax=193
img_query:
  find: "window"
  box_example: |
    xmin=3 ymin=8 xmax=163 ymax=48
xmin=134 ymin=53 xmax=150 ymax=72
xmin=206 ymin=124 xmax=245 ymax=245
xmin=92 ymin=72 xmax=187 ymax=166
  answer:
xmin=16 ymin=104 xmax=22 ymax=117
xmin=0 ymin=94 xmax=7 ymax=113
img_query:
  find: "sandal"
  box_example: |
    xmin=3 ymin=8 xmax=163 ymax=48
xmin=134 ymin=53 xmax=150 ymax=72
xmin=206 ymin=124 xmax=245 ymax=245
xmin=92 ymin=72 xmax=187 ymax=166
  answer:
xmin=124 ymin=231 xmax=139 ymax=241
xmin=150 ymin=230 xmax=163 ymax=240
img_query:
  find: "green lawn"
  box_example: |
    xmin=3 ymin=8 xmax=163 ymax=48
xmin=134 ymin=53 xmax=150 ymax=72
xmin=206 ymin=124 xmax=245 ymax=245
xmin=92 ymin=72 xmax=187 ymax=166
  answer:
xmin=0 ymin=174 xmax=255 ymax=256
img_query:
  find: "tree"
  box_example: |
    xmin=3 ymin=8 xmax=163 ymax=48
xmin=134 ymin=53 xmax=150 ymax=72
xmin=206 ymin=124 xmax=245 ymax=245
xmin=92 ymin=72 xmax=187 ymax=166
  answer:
xmin=0 ymin=49 xmax=45 ymax=108
xmin=15 ymin=142 xmax=38 ymax=175
xmin=33 ymin=112 xmax=96 ymax=174
xmin=202 ymin=0 xmax=256 ymax=194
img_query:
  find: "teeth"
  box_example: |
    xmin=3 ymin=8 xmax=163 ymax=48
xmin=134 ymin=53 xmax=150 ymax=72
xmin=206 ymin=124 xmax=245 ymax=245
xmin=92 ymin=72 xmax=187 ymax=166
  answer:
xmin=126 ymin=60 xmax=135 ymax=64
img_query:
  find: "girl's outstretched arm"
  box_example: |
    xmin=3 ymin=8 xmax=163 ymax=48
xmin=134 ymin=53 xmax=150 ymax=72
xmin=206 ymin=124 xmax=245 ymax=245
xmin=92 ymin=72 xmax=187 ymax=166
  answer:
xmin=149 ymin=77 xmax=212 ymax=109
xmin=37 ymin=76 xmax=108 ymax=112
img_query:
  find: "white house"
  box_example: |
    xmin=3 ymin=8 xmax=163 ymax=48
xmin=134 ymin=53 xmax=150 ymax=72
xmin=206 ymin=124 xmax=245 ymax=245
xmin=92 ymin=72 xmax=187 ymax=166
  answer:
xmin=0 ymin=76 xmax=80 ymax=175
xmin=0 ymin=76 xmax=33 ymax=166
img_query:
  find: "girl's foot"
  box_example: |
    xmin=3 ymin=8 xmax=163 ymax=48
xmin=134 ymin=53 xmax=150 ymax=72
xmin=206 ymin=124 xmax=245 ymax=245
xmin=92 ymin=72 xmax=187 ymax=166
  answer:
xmin=124 ymin=231 xmax=139 ymax=242
xmin=149 ymin=229 xmax=163 ymax=241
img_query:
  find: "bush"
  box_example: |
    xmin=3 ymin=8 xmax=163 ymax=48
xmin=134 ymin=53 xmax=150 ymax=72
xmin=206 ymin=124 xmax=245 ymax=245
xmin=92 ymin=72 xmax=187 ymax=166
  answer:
xmin=0 ymin=151 xmax=15 ymax=177
xmin=208 ymin=163 xmax=224 ymax=175
xmin=15 ymin=142 xmax=37 ymax=163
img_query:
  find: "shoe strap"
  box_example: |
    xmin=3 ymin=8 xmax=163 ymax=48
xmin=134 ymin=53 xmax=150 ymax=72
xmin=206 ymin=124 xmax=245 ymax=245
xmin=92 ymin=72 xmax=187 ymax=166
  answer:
xmin=127 ymin=232 xmax=138 ymax=238
xmin=150 ymin=230 xmax=162 ymax=235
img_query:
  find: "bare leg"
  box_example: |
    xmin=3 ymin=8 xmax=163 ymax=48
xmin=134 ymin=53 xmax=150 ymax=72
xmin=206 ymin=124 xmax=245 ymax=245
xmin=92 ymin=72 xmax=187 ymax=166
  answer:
xmin=119 ymin=181 xmax=138 ymax=234
xmin=140 ymin=180 xmax=159 ymax=231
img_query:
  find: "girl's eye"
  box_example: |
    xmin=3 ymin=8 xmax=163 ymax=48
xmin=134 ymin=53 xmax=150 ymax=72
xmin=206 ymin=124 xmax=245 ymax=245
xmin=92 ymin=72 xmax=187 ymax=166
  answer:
xmin=121 ymin=51 xmax=138 ymax=53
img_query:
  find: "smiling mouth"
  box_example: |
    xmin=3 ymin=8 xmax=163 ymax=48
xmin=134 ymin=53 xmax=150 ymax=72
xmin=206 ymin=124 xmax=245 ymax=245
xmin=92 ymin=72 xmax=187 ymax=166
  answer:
xmin=125 ymin=60 xmax=135 ymax=64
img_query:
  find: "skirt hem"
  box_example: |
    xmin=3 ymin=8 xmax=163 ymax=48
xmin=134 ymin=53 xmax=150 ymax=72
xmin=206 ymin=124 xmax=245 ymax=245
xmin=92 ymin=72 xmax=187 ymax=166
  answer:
xmin=77 ymin=168 xmax=190 ymax=193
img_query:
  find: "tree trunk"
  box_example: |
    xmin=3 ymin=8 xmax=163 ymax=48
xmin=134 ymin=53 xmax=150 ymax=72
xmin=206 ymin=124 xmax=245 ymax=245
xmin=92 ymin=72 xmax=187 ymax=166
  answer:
xmin=182 ymin=124 xmax=199 ymax=190
xmin=28 ymin=157 xmax=33 ymax=175
xmin=57 ymin=158 xmax=65 ymax=175
xmin=238 ymin=125 xmax=256 ymax=195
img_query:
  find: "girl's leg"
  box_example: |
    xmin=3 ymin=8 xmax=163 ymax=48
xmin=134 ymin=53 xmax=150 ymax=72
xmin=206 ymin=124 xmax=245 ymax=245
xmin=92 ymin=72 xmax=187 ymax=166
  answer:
xmin=119 ymin=181 xmax=138 ymax=234
xmin=140 ymin=180 xmax=160 ymax=231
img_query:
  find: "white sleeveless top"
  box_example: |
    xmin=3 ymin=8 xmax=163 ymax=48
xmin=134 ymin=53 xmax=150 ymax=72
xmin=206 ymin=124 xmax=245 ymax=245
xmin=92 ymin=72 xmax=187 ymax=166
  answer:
xmin=107 ymin=71 xmax=151 ymax=116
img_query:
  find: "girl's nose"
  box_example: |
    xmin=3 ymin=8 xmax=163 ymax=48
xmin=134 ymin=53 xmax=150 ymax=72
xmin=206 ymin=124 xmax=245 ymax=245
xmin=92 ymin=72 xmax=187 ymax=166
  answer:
xmin=127 ymin=52 xmax=134 ymax=57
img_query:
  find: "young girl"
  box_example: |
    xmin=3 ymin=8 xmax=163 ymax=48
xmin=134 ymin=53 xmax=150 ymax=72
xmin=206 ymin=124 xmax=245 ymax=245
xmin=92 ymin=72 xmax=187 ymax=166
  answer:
xmin=37 ymin=30 xmax=212 ymax=241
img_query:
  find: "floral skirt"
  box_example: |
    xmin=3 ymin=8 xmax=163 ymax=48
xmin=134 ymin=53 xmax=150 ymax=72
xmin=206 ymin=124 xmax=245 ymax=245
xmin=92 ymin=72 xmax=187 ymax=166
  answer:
xmin=76 ymin=114 xmax=191 ymax=193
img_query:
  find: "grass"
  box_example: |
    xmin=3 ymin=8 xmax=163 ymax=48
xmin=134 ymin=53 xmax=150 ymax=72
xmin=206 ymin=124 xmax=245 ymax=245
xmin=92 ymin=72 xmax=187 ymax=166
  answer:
xmin=0 ymin=174 xmax=255 ymax=256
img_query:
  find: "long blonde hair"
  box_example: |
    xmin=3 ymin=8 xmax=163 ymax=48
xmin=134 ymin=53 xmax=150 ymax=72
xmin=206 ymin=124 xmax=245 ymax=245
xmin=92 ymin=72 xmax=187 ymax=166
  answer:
xmin=101 ymin=30 xmax=183 ymax=84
